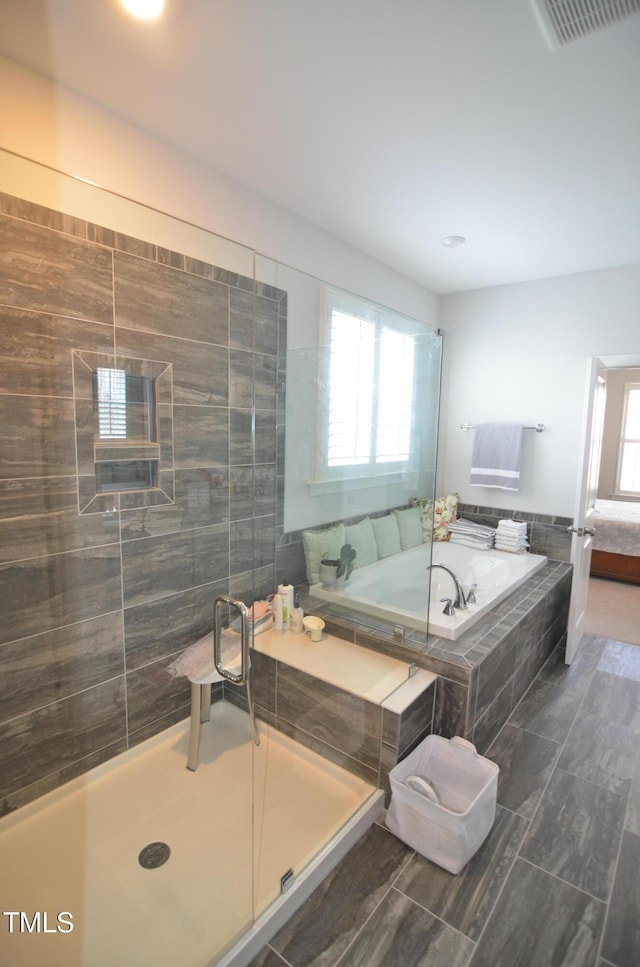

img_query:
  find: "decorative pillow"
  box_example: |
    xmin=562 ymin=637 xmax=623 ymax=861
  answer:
xmin=393 ymin=506 xmax=423 ymax=550
xmin=345 ymin=517 xmax=378 ymax=570
xmin=371 ymin=514 xmax=402 ymax=559
xmin=302 ymin=523 xmax=345 ymax=586
xmin=411 ymin=496 xmax=434 ymax=541
xmin=433 ymin=492 xmax=458 ymax=540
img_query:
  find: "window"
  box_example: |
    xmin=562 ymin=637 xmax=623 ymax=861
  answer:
xmin=616 ymin=381 xmax=640 ymax=495
xmin=317 ymin=288 xmax=418 ymax=484
xmin=91 ymin=367 xmax=159 ymax=493
xmin=94 ymin=367 xmax=127 ymax=439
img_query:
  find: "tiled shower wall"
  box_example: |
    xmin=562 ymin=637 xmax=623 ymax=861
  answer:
xmin=0 ymin=192 xmax=287 ymax=813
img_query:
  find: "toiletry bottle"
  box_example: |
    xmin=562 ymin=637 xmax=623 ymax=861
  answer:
xmin=277 ymin=581 xmax=294 ymax=632
xmin=290 ymin=596 xmax=304 ymax=634
xmin=273 ymin=592 xmax=284 ymax=633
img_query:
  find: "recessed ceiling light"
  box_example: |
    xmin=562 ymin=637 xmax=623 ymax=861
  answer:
xmin=441 ymin=236 xmax=466 ymax=248
xmin=120 ymin=0 xmax=164 ymax=19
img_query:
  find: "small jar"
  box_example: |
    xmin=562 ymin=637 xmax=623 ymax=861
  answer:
xmin=303 ymin=615 xmax=325 ymax=642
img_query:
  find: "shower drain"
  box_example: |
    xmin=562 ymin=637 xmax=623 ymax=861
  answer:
xmin=138 ymin=842 xmax=171 ymax=869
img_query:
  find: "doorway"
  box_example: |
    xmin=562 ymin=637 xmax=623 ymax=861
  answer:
xmin=568 ymin=352 xmax=640 ymax=661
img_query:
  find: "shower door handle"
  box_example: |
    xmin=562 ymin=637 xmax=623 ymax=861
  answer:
xmin=213 ymin=595 xmax=250 ymax=686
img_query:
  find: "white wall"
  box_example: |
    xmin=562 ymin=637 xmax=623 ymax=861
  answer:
xmin=438 ymin=265 xmax=640 ymax=518
xmin=0 ymin=55 xmax=437 ymax=327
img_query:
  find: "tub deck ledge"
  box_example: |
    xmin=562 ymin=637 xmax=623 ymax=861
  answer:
xmin=255 ymin=627 xmax=436 ymax=709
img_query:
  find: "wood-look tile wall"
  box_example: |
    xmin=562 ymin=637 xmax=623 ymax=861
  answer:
xmin=0 ymin=192 xmax=287 ymax=813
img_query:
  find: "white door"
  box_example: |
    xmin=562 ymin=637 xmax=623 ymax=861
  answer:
xmin=565 ymin=357 xmax=607 ymax=664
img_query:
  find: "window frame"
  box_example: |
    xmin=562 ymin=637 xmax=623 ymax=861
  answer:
xmin=615 ymin=380 xmax=640 ymax=497
xmin=311 ymin=287 xmax=419 ymax=491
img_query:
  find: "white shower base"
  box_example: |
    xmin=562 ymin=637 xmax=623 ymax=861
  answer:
xmin=0 ymin=704 xmax=381 ymax=967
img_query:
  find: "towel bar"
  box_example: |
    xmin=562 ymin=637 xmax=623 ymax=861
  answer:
xmin=461 ymin=423 xmax=544 ymax=432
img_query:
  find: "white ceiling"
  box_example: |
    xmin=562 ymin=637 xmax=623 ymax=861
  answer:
xmin=1 ymin=0 xmax=639 ymax=294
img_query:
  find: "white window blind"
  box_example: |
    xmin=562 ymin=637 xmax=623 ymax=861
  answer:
xmin=321 ymin=290 xmax=417 ymax=480
xmin=327 ymin=310 xmax=374 ymax=467
xmin=617 ymin=382 xmax=640 ymax=494
xmin=96 ymin=367 xmax=127 ymax=439
xmin=376 ymin=326 xmax=415 ymax=463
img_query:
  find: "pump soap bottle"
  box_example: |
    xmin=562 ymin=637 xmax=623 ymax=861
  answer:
xmin=290 ymin=596 xmax=304 ymax=634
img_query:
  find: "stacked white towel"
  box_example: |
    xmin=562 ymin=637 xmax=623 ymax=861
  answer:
xmin=447 ymin=518 xmax=496 ymax=550
xmin=495 ymin=519 xmax=529 ymax=554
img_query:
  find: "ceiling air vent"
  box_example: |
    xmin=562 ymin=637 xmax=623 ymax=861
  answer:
xmin=530 ymin=0 xmax=640 ymax=48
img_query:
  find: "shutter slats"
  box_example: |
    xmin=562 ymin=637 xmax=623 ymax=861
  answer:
xmin=96 ymin=367 xmax=127 ymax=439
xmin=325 ymin=307 xmax=416 ymax=471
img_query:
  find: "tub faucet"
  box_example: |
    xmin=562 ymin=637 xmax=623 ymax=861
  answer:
xmin=428 ymin=563 xmax=468 ymax=610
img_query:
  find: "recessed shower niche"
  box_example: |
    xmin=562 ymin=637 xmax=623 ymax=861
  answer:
xmin=73 ymin=350 xmax=175 ymax=514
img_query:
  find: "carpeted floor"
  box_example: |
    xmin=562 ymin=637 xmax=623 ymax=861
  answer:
xmin=584 ymin=576 xmax=640 ymax=646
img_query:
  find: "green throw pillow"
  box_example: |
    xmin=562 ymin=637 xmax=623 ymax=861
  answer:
xmin=302 ymin=523 xmax=346 ymax=585
xmin=345 ymin=517 xmax=378 ymax=570
xmin=393 ymin=506 xmax=423 ymax=550
xmin=371 ymin=514 xmax=402 ymax=559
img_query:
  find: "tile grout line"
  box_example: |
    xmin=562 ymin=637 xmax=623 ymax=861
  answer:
xmin=396 ymin=883 xmax=480 ymax=957
xmin=332 ymin=842 xmax=418 ymax=967
xmin=457 ymin=813 xmax=532 ymax=958
xmin=264 ymin=943 xmax=294 ymax=967
xmin=388 ymin=881 xmax=479 ymax=946
xmin=515 ymin=854 xmax=610 ymax=906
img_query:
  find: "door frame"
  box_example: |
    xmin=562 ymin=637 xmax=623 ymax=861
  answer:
xmin=566 ymin=358 xmax=606 ymax=663
xmin=567 ymin=351 xmax=640 ymax=663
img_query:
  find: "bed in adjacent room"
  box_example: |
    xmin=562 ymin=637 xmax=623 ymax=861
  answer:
xmin=590 ymin=498 xmax=640 ymax=584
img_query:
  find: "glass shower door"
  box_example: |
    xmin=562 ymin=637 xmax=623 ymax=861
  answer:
xmin=262 ymin=249 xmax=443 ymax=646
xmin=0 ymin=150 xmax=263 ymax=967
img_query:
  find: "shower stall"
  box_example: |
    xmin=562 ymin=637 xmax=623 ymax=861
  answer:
xmin=0 ymin=152 xmax=442 ymax=966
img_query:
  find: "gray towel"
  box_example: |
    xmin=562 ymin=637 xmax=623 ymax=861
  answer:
xmin=470 ymin=423 xmax=524 ymax=490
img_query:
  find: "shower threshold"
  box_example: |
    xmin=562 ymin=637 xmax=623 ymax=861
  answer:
xmin=0 ymin=703 xmax=382 ymax=967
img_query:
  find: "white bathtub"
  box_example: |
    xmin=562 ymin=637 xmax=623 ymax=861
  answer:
xmin=310 ymin=541 xmax=548 ymax=641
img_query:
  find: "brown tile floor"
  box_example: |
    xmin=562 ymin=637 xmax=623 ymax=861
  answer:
xmin=249 ymin=634 xmax=640 ymax=967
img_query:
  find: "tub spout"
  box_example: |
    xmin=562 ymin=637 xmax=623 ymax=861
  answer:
xmin=428 ymin=563 xmax=468 ymax=610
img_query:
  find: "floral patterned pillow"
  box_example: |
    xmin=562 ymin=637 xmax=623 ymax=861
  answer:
xmin=411 ymin=496 xmax=434 ymax=540
xmin=411 ymin=493 xmax=458 ymax=541
xmin=434 ymin=493 xmax=458 ymax=540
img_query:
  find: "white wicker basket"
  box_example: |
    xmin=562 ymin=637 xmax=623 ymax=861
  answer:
xmin=385 ymin=735 xmax=499 ymax=874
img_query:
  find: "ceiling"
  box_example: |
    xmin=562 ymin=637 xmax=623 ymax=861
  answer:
xmin=1 ymin=0 xmax=639 ymax=294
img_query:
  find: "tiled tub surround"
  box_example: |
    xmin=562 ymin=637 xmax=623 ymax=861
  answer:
xmin=0 ymin=191 xmax=287 ymax=812
xmin=277 ymin=502 xmax=573 ymax=752
xmin=297 ymin=559 xmax=573 ymax=755
xmin=224 ymin=628 xmax=437 ymax=793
